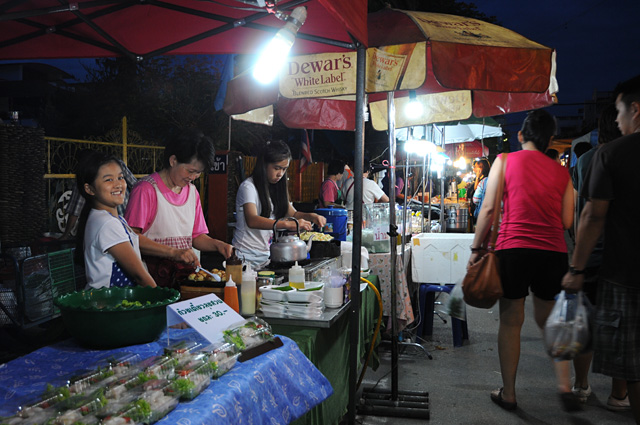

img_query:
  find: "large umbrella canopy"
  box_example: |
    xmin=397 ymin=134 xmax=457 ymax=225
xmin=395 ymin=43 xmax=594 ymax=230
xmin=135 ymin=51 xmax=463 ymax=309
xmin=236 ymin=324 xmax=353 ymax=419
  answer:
xmin=224 ymin=8 xmax=558 ymax=130
xmin=0 ymin=0 xmax=367 ymax=60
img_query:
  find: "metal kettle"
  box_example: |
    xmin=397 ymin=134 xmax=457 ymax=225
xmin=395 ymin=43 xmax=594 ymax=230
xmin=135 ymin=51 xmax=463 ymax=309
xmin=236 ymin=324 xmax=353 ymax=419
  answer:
xmin=270 ymin=217 xmax=314 ymax=263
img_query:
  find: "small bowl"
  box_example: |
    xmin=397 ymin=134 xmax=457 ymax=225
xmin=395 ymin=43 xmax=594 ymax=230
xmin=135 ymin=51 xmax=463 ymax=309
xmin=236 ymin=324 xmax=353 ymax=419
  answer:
xmin=55 ymin=287 xmax=180 ymax=349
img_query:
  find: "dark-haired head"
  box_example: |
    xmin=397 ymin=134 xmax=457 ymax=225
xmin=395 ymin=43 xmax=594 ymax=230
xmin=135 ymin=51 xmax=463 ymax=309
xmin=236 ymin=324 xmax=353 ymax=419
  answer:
xmin=519 ymin=109 xmax=556 ymax=152
xmin=163 ymin=129 xmax=215 ymax=171
xmin=472 ymin=158 xmax=490 ymax=178
xmin=75 ymin=151 xmax=124 ymax=263
xmin=614 ymin=74 xmax=640 ymax=110
xmin=545 ymin=149 xmax=559 ymax=161
xmin=251 ymin=140 xmax=292 ymax=219
xmin=598 ymin=103 xmax=622 ymax=145
xmin=327 ymin=159 xmax=346 ymax=176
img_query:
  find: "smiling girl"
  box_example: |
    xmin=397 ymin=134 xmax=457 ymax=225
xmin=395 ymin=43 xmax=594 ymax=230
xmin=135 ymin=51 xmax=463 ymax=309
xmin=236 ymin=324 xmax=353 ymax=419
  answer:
xmin=77 ymin=152 xmax=157 ymax=289
xmin=233 ymin=140 xmax=326 ymax=267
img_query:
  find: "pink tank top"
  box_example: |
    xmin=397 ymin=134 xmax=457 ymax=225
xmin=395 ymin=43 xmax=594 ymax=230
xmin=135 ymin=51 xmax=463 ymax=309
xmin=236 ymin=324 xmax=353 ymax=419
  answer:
xmin=495 ymin=150 xmax=569 ymax=253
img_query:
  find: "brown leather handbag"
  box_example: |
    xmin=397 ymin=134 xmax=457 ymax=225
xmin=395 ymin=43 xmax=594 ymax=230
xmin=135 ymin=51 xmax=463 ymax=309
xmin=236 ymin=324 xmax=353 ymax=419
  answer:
xmin=462 ymin=154 xmax=507 ymax=309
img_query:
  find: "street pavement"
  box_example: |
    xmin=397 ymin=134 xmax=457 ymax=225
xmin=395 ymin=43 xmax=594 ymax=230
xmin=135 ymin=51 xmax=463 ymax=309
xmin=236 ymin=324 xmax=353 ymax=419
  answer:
xmin=356 ymin=295 xmax=635 ymax=425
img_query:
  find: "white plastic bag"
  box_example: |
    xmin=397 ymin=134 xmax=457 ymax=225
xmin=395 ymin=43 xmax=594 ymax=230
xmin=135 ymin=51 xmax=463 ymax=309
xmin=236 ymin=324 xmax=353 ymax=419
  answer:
xmin=444 ymin=280 xmax=466 ymax=321
xmin=544 ymin=290 xmax=590 ymax=360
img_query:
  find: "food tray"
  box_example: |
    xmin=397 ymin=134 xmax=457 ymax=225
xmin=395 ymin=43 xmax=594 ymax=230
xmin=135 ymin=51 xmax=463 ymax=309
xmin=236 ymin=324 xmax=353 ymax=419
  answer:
xmin=259 ymin=283 xmax=324 ymax=303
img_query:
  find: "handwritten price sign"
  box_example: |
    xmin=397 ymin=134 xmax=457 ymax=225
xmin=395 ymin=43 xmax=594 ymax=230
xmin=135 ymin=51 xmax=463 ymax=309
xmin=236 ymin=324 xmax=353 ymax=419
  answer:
xmin=167 ymin=294 xmax=244 ymax=344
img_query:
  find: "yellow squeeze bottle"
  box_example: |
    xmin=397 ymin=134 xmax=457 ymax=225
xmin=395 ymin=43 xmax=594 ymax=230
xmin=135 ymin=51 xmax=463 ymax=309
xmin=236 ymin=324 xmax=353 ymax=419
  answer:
xmin=288 ymin=261 xmax=305 ymax=290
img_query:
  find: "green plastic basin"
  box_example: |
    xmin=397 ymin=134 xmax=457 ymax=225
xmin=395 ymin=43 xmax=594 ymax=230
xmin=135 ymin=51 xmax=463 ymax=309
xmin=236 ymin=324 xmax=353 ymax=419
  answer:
xmin=54 ymin=286 xmax=180 ymax=349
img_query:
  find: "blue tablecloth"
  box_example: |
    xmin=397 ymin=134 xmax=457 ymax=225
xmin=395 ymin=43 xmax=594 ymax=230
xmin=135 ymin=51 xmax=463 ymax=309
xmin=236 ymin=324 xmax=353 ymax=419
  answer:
xmin=0 ymin=331 xmax=333 ymax=424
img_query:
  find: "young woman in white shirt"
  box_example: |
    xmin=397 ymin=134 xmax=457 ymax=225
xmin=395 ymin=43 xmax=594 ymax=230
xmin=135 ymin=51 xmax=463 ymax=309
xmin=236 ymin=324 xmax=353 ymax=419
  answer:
xmin=233 ymin=140 xmax=326 ymax=267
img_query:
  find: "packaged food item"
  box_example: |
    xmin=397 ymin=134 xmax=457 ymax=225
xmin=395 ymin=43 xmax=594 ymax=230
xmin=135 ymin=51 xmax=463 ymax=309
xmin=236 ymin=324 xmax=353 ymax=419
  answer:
xmin=172 ymin=357 xmax=213 ymax=400
xmin=204 ymin=341 xmax=240 ymax=378
xmin=223 ymin=317 xmax=274 ymax=351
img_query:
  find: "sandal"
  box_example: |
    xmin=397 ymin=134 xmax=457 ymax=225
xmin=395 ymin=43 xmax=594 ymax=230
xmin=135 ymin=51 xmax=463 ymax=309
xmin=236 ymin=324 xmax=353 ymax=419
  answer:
xmin=491 ymin=388 xmax=517 ymax=411
xmin=559 ymin=392 xmax=583 ymax=412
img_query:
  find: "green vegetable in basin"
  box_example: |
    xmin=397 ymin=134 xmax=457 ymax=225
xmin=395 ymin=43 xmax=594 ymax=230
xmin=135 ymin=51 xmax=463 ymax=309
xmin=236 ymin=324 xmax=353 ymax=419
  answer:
xmin=54 ymin=287 xmax=180 ymax=349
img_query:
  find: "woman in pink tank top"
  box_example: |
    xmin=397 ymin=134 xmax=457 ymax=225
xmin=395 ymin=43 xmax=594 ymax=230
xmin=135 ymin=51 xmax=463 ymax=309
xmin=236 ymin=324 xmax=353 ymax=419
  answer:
xmin=469 ymin=110 xmax=577 ymax=412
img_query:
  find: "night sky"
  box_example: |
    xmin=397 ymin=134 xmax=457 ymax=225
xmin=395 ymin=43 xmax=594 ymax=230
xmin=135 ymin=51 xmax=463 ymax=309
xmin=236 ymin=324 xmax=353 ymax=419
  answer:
xmin=475 ymin=0 xmax=640 ymax=137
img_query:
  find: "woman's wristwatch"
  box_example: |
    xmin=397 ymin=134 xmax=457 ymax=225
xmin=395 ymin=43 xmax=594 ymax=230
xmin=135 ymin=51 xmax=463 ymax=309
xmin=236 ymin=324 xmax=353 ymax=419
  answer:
xmin=569 ymin=265 xmax=585 ymax=275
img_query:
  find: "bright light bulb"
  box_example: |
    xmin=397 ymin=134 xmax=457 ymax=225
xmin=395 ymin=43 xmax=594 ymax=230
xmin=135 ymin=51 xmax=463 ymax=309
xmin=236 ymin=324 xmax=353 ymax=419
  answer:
xmin=454 ymin=157 xmax=467 ymax=170
xmin=405 ymin=91 xmax=423 ymax=119
xmin=404 ymin=138 xmax=436 ymax=157
xmin=253 ymin=33 xmax=294 ymax=84
xmin=253 ymin=6 xmax=307 ymax=85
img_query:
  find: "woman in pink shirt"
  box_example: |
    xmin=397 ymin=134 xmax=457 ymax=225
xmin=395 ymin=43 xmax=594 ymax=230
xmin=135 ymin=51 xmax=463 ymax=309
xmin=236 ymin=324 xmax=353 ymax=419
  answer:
xmin=469 ymin=110 xmax=576 ymax=412
xmin=125 ymin=129 xmax=233 ymax=288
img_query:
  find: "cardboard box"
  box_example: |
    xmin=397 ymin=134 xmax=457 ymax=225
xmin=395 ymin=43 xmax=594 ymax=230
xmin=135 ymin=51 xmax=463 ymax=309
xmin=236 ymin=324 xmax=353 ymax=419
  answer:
xmin=411 ymin=233 xmax=475 ymax=284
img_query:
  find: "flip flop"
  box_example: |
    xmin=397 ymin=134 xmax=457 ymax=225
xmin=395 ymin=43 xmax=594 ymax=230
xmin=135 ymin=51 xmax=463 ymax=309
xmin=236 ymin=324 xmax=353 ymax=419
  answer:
xmin=491 ymin=388 xmax=517 ymax=411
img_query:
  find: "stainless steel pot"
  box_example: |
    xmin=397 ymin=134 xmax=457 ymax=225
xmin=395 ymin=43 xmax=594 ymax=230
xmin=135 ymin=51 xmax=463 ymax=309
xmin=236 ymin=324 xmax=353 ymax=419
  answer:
xmin=270 ymin=217 xmax=314 ymax=263
xmin=446 ymin=206 xmax=469 ymax=233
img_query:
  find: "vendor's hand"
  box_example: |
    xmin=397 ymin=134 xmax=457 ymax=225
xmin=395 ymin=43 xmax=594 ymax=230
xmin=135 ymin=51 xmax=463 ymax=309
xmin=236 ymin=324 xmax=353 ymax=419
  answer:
xmin=293 ymin=218 xmax=313 ymax=232
xmin=561 ymin=272 xmax=584 ymax=294
xmin=171 ymin=248 xmax=201 ymax=267
xmin=312 ymin=214 xmax=327 ymax=229
xmin=214 ymin=240 xmax=234 ymax=259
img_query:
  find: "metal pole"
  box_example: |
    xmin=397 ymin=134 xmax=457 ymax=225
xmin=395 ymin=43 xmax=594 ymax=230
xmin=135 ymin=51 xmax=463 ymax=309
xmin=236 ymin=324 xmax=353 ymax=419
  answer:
xmin=386 ymin=91 xmax=399 ymax=400
xmin=347 ymin=44 xmax=366 ymax=425
xmin=420 ymin=153 xmax=426 ymax=232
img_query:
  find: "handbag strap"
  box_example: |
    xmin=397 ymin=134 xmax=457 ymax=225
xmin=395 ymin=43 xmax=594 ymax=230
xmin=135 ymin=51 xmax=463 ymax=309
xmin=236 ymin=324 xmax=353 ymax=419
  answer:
xmin=488 ymin=153 xmax=507 ymax=250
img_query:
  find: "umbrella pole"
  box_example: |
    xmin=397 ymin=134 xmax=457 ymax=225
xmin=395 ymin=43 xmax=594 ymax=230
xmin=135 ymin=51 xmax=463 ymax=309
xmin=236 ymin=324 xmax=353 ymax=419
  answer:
xmin=386 ymin=92 xmax=399 ymax=401
xmin=347 ymin=44 xmax=366 ymax=425
xmin=358 ymin=93 xmax=430 ymax=421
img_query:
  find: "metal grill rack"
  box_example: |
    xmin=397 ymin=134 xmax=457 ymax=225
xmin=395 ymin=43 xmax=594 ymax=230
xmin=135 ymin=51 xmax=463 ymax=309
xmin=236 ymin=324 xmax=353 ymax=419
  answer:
xmin=0 ymin=248 xmax=82 ymax=328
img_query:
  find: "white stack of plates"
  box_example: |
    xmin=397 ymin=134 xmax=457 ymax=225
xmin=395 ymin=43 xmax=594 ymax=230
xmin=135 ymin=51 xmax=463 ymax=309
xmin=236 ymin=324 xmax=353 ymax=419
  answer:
xmin=259 ymin=283 xmax=325 ymax=319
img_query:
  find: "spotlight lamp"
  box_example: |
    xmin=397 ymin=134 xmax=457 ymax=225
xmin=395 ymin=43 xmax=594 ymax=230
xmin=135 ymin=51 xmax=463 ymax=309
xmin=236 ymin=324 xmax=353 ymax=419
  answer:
xmin=253 ymin=6 xmax=307 ymax=84
xmin=405 ymin=90 xmax=424 ymax=119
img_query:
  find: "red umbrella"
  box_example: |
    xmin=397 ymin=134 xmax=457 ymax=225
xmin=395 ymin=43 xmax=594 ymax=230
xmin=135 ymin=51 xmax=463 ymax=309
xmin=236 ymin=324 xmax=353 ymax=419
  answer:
xmin=0 ymin=0 xmax=367 ymax=59
xmin=224 ymin=8 xmax=558 ymax=129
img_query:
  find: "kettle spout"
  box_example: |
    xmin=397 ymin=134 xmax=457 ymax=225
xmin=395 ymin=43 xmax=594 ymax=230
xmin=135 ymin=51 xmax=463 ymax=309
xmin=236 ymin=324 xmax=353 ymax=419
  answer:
xmin=306 ymin=234 xmax=315 ymax=252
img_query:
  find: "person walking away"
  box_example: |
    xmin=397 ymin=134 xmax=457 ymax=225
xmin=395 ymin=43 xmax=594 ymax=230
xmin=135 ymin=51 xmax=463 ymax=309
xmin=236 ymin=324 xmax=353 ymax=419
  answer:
xmin=469 ymin=110 xmax=576 ymax=412
xmin=570 ymin=103 xmax=629 ymax=410
xmin=563 ymin=74 xmax=640 ymax=423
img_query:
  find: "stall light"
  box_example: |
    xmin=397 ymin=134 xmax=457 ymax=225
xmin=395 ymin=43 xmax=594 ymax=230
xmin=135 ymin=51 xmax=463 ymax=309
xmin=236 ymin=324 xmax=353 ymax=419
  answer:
xmin=404 ymin=137 xmax=436 ymax=157
xmin=253 ymin=6 xmax=307 ymax=84
xmin=453 ymin=156 xmax=467 ymax=170
xmin=405 ymin=90 xmax=423 ymax=119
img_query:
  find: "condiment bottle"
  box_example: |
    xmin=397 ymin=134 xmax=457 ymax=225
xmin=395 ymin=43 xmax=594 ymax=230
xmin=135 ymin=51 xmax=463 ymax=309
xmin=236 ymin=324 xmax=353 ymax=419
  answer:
xmin=240 ymin=264 xmax=257 ymax=315
xmin=224 ymin=277 xmax=239 ymax=313
xmin=225 ymin=248 xmax=243 ymax=286
xmin=288 ymin=261 xmax=305 ymax=290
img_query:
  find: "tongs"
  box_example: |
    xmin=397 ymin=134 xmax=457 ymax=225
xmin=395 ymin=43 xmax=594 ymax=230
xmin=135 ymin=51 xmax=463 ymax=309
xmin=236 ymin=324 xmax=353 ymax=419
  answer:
xmin=195 ymin=266 xmax=221 ymax=282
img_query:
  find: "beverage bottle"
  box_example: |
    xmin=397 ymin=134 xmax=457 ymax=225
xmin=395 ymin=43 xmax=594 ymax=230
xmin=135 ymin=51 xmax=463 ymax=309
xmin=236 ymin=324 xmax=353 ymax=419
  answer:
xmin=240 ymin=264 xmax=257 ymax=315
xmin=224 ymin=277 xmax=239 ymax=313
xmin=225 ymin=248 xmax=243 ymax=285
xmin=288 ymin=261 xmax=305 ymax=290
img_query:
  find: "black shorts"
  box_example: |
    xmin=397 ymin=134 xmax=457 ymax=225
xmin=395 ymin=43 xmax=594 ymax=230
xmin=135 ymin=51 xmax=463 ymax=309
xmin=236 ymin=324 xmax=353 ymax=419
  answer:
xmin=496 ymin=248 xmax=568 ymax=300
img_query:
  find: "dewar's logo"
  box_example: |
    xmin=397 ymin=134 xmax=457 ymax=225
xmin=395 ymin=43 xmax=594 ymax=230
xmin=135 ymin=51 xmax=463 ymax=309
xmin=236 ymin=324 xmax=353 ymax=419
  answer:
xmin=287 ymin=54 xmax=352 ymax=76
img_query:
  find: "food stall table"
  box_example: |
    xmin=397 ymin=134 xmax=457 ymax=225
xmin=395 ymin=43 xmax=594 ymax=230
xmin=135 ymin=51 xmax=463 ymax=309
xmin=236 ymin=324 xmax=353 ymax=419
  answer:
xmin=0 ymin=330 xmax=332 ymax=424
xmin=368 ymin=245 xmax=415 ymax=330
xmin=259 ymin=277 xmax=380 ymax=425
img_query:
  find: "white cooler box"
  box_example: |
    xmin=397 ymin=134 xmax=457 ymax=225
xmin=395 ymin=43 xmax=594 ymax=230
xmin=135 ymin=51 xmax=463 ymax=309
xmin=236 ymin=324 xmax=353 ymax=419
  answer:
xmin=411 ymin=233 xmax=475 ymax=284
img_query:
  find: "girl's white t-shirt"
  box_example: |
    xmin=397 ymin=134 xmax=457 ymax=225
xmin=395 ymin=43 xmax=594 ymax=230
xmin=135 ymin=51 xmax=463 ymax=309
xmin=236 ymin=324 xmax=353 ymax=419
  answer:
xmin=232 ymin=177 xmax=275 ymax=267
xmin=84 ymin=209 xmax=141 ymax=289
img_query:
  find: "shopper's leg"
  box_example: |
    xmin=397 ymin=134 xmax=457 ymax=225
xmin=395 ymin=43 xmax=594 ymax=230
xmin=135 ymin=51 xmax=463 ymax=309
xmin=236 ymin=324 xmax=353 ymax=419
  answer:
xmin=498 ymin=297 xmax=525 ymax=403
xmin=572 ymin=351 xmax=593 ymax=389
xmin=533 ymin=295 xmax=571 ymax=393
xmin=612 ymin=378 xmax=628 ymax=399
xmin=627 ymin=380 xmax=640 ymax=424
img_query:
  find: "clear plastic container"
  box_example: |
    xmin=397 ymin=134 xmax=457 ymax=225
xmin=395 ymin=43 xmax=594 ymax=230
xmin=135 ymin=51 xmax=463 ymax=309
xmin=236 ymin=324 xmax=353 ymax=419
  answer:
xmin=223 ymin=317 xmax=274 ymax=351
xmin=172 ymin=357 xmax=213 ymax=400
xmin=288 ymin=261 xmax=305 ymax=290
xmin=240 ymin=265 xmax=257 ymax=315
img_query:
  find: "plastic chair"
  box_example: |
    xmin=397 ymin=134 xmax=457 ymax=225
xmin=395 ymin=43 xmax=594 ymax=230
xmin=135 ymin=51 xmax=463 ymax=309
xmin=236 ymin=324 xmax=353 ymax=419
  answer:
xmin=417 ymin=283 xmax=469 ymax=347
